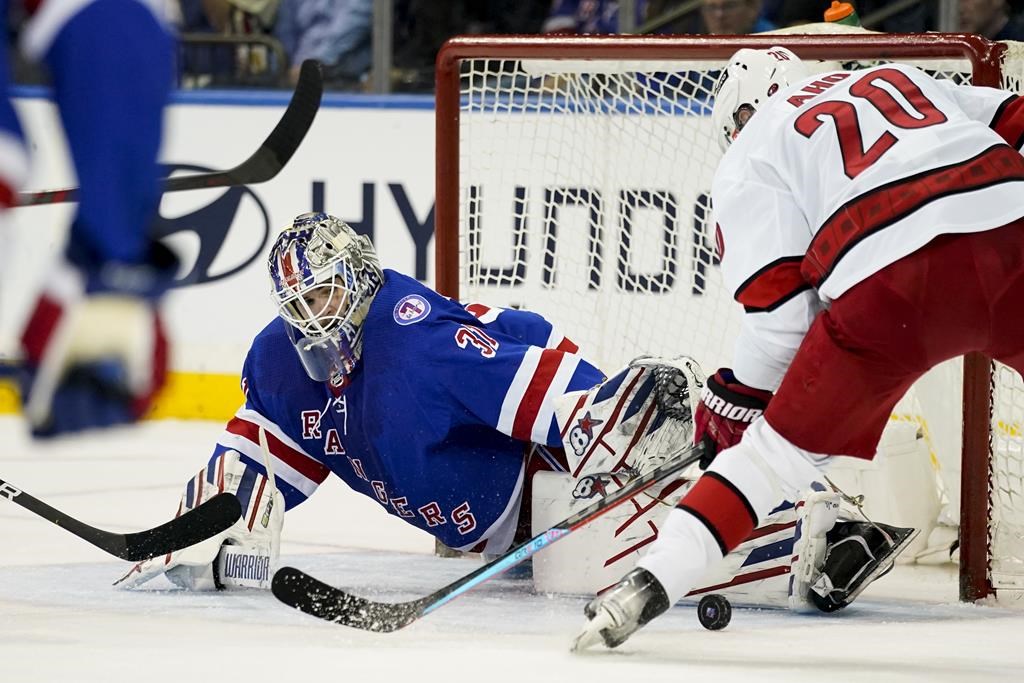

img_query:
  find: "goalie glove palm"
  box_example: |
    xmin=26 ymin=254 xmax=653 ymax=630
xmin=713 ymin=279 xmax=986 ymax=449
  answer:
xmin=693 ymin=368 xmax=773 ymax=467
xmin=115 ymin=450 xmax=283 ymax=590
xmin=556 ymin=356 xmax=702 ymax=479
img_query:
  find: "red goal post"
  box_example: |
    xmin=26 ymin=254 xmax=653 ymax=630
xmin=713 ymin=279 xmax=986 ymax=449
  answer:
xmin=434 ymin=31 xmax=1022 ymax=603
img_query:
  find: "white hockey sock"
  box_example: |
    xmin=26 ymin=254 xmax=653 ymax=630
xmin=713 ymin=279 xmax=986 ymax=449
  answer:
xmin=638 ymin=420 xmax=825 ymax=604
xmin=638 ymin=507 xmax=724 ymax=604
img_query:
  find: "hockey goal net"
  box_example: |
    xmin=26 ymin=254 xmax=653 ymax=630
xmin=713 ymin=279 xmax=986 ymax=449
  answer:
xmin=434 ymin=29 xmax=1024 ymax=603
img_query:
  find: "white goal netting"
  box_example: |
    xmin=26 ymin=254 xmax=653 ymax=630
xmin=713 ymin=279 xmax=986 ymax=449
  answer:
xmin=442 ymin=29 xmax=1024 ymax=601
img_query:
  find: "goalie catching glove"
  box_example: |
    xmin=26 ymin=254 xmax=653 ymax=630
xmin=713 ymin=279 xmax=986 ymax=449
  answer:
xmin=115 ymin=449 xmax=283 ymax=590
xmin=693 ymin=368 xmax=773 ymax=467
xmin=555 ymin=356 xmax=703 ymax=480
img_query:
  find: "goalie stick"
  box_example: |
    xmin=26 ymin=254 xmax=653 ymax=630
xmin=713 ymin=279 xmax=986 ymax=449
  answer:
xmin=271 ymin=443 xmax=706 ymax=632
xmin=0 ymin=477 xmax=241 ymax=561
xmin=17 ymin=59 xmax=325 ymax=207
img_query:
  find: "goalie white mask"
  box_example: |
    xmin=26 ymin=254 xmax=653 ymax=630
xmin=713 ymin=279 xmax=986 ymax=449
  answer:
xmin=712 ymin=46 xmax=809 ymax=150
xmin=268 ymin=212 xmax=383 ymax=384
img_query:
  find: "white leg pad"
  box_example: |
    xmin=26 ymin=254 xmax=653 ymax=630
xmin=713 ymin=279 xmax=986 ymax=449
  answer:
xmin=639 ymin=419 xmax=827 ymax=604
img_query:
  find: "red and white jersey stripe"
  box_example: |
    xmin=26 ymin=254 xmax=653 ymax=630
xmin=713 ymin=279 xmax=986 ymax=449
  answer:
xmin=217 ymin=406 xmax=330 ymax=499
xmin=498 ymin=346 xmax=583 ymax=444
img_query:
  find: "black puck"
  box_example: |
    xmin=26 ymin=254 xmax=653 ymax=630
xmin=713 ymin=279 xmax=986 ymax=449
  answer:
xmin=697 ymin=594 xmax=732 ymax=630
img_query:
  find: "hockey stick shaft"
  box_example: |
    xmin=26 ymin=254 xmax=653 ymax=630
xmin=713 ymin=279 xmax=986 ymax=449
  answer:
xmin=17 ymin=60 xmax=324 ymax=207
xmin=420 ymin=443 xmax=705 ymax=616
xmin=272 ymin=443 xmax=704 ymax=631
xmin=0 ymin=477 xmax=242 ymax=561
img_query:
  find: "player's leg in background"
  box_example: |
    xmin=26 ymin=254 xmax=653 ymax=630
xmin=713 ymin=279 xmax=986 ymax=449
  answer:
xmin=16 ymin=1 xmax=180 ymax=435
xmin=40 ymin=0 xmax=174 ymax=271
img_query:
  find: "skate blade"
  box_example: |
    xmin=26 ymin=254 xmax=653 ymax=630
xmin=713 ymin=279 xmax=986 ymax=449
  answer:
xmin=570 ymin=610 xmax=616 ymax=653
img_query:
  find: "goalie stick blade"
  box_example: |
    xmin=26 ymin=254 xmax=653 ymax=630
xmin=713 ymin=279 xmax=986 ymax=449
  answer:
xmin=272 ymin=567 xmax=426 ymax=632
xmin=272 ymin=444 xmax=704 ymax=632
xmin=18 ymin=60 xmax=324 ymax=206
xmin=0 ymin=477 xmax=242 ymax=561
xmin=115 ymin=492 xmax=243 ymax=561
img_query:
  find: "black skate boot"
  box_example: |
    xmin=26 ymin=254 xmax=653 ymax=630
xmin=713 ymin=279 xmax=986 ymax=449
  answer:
xmin=810 ymin=521 xmax=919 ymax=612
xmin=571 ymin=567 xmax=671 ymax=651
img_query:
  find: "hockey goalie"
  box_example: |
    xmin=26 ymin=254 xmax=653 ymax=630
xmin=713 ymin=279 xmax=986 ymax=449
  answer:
xmin=113 ymin=212 xmax=914 ymax=617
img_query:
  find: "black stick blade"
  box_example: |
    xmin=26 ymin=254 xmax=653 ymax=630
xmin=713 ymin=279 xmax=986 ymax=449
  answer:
xmin=164 ymin=59 xmax=324 ymax=191
xmin=272 ymin=566 xmax=425 ymax=632
xmin=18 ymin=59 xmax=324 ymax=206
xmin=117 ymin=492 xmax=242 ymax=561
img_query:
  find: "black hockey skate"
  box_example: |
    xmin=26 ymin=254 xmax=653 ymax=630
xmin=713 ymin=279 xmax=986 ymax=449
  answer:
xmin=809 ymin=521 xmax=919 ymax=612
xmin=571 ymin=568 xmax=670 ymax=651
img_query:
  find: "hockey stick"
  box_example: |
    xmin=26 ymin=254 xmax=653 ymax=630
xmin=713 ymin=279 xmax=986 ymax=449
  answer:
xmin=17 ymin=59 xmax=325 ymax=207
xmin=271 ymin=443 xmax=705 ymax=632
xmin=0 ymin=478 xmax=241 ymax=561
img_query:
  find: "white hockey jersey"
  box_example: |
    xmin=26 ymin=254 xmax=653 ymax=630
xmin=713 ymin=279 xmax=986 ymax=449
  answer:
xmin=712 ymin=63 xmax=1024 ymax=391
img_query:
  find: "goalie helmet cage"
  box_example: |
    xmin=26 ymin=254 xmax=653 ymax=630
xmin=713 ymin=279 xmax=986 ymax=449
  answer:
xmin=434 ymin=32 xmax=1024 ymax=604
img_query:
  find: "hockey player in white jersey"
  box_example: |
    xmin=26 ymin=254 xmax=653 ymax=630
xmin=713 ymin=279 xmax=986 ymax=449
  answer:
xmin=574 ymin=45 xmax=1024 ymax=651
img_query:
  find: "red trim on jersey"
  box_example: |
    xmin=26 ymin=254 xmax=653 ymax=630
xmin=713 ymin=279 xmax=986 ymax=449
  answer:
xmin=991 ymin=95 xmax=1024 ymax=150
xmin=803 ymin=144 xmax=1024 ymax=287
xmin=734 ymin=256 xmax=809 ymax=312
xmin=465 ymin=302 xmax=491 ymax=319
xmin=677 ymin=472 xmax=758 ymax=555
xmin=226 ymin=417 xmax=330 ymax=483
xmin=511 ymin=349 xmax=564 ymax=441
xmin=555 ymin=336 xmax=580 ymax=354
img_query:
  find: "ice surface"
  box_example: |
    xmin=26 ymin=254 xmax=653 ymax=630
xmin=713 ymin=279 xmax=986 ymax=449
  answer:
xmin=1 ymin=417 xmax=1023 ymax=683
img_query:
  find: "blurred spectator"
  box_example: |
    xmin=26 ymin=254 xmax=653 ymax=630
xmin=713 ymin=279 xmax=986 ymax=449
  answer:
xmin=273 ymin=0 xmax=372 ymax=89
xmin=699 ymin=0 xmax=776 ymax=33
xmin=393 ymin=0 xmax=548 ymax=91
xmin=960 ymin=0 xmax=1024 ymax=39
xmin=647 ymin=0 xmax=776 ymax=34
xmin=541 ymin=0 xmax=648 ymax=34
xmin=178 ymin=0 xmax=282 ymax=86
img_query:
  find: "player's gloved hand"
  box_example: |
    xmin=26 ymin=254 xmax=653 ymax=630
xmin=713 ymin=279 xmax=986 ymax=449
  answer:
xmin=693 ymin=368 xmax=773 ymax=468
xmin=115 ymin=449 xmax=283 ymax=591
xmin=555 ymin=355 xmax=703 ymax=479
xmin=19 ymin=242 xmax=178 ymax=437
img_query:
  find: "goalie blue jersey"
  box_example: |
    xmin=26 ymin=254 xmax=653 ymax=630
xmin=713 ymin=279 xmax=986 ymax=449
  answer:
xmin=206 ymin=270 xmax=605 ymax=553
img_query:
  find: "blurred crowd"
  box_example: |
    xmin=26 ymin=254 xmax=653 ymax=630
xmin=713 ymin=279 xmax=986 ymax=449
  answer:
xmin=12 ymin=0 xmax=1024 ymax=92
